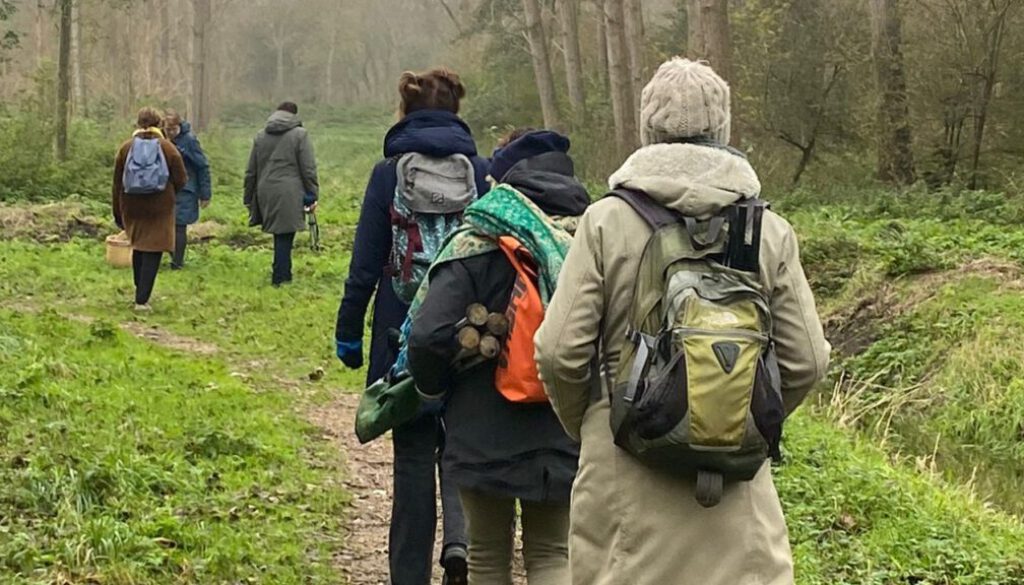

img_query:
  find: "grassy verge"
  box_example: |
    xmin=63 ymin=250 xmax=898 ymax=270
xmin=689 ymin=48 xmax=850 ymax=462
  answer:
xmin=0 ymin=309 xmax=345 ymax=584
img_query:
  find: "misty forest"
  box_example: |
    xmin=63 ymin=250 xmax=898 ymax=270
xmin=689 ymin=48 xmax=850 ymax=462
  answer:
xmin=2 ymin=0 xmax=1024 ymax=583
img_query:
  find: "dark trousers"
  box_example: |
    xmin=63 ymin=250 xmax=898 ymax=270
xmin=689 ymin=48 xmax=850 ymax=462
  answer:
xmin=132 ymin=251 xmax=162 ymax=305
xmin=391 ymin=413 xmax=467 ymax=585
xmin=172 ymin=224 xmax=188 ymax=268
xmin=272 ymin=232 xmax=295 ymax=285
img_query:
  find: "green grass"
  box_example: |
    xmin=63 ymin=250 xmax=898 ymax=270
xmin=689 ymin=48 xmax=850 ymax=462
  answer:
xmin=0 ymin=309 xmax=345 ymax=584
xmin=4 ymin=120 xmax=1024 ymax=583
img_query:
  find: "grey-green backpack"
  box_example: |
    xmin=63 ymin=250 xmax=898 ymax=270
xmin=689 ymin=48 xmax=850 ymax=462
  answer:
xmin=608 ymin=188 xmax=785 ymax=508
xmin=389 ymin=153 xmax=478 ymax=303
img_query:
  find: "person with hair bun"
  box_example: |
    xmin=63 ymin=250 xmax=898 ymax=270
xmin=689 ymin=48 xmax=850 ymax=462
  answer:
xmin=336 ymin=67 xmax=489 ymax=585
xmin=112 ymin=107 xmax=188 ymax=311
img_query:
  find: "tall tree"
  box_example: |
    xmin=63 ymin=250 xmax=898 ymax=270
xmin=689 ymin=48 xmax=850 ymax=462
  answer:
xmin=687 ymin=0 xmax=732 ymax=83
xmin=687 ymin=0 xmax=734 ymax=143
xmin=870 ymin=0 xmax=915 ymax=185
xmin=71 ymin=0 xmax=85 ymax=115
xmin=596 ymin=0 xmax=609 ymax=92
xmin=624 ymin=0 xmax=644 ymax=126
xmin=522 ymin=0 xmax=563 ymax=129
xmin=604 ymin=0 xmax=637 ymax=157
xmin=966 ymin=0 xmax=1020 ymax=189
xmin=56 ymin=0 xmax=71 ymax=161
xmin=191 ymin=0 xmax=210 ymax=130
xmin=558 ymin=0 xmax=586 ymax=124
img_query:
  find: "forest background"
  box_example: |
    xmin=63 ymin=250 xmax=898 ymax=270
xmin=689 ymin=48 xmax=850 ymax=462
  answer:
xmin=4 ymin=1 xmax=1024 ymax=584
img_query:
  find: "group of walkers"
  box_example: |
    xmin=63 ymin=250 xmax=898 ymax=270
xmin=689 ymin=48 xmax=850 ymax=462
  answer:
xmin=111 ymin=55 xmax=831 ymax=585
xmin=336 ymin=59 xmax=830 ymax=585
xmin=111 ymin=101 xmax=318 ymax=308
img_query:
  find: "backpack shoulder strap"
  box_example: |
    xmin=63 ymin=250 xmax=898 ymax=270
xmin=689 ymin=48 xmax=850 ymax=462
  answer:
xmin=606 ymin=188 xmax=680 ymax=230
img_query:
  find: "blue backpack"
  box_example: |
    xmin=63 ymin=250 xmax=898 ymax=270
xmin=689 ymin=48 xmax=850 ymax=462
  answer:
xmin=123 ymin=137 xmax=170 ymax=195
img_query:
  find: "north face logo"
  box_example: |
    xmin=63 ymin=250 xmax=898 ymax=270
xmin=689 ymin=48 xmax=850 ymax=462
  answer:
xmin=712 ymin=342 xmax=741 ymax=374
xmin=431 ymin=192 xmax=446 ymax=205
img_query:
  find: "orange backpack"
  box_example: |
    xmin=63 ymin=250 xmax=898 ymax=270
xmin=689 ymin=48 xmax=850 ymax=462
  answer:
xmin=495 ymin=236 xmax=548 ymax=403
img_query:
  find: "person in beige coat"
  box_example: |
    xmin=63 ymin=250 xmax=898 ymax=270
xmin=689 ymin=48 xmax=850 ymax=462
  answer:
xmin=534 ymin=58 xmax=831 ymax=585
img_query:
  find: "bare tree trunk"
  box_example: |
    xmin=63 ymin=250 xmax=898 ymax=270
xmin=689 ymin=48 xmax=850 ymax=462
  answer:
xmin=35 ymin=0 xmax=46 ymax=68
xmin=71 ymin=0 xmax=86 ymax=116
xmin=123 ymin=7 xmax=135 ymax=115
xmin=56 ymin=0 xmax=71 ymax=161
xmin=160 ymin=0 xmax=171 ymax=93
xmin=559 ymin=0 xmax=586 ymax=125
xmin=870 ymin=0 xmax=916 ymax=185
xmin=967 ymin=1 xmax=1017 ymax=190
xmin=687 ymin=0 xmax=735 ymax=143
xmin=596 ymin=1 xmax=609 ymax=92
xmin=624 ymin=0 xmax=644 ymax=127
xmin=522 ymin=0 xmax=563 ymax=129
xmin=192 ymin=0 xmax=210 ymax=130
xmin=604 ymin=0 xmax=638 ymax=157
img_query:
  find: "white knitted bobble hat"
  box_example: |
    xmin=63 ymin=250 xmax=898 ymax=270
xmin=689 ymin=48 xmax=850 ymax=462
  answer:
xmin=639 ymin=57 xmax=731 ymax=146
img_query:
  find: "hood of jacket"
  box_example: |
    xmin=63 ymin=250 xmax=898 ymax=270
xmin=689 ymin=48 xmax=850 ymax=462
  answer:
xmin=383 ymin=109 xmax=479 ymax=159
xmin=503 ymin=152 xmax=590 ymax=218
xmin=266 ymin=111 xmax=303 ymax=135
xmin=608 ymin=143 xmax=761 ymax=219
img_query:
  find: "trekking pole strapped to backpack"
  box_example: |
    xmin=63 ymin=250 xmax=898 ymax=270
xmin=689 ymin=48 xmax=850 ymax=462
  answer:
xmin=607 ymin=188 xmax=785 ymax=508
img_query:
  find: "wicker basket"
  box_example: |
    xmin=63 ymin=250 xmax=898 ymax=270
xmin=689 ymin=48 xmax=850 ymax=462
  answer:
xmin=105 ymin=232 xmax=133 ymax=268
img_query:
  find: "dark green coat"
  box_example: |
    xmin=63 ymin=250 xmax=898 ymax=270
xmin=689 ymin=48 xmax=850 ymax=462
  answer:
xmin=243 ymin=111 xmax=319 ymax=234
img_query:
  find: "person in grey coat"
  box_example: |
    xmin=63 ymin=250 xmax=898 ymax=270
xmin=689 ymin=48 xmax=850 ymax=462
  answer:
xmin=244 ymin=101 xmax=320 ymax=286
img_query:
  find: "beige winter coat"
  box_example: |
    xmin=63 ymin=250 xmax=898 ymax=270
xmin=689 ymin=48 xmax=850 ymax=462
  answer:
xmin=535 ymin=143 xmax=831 ymax=585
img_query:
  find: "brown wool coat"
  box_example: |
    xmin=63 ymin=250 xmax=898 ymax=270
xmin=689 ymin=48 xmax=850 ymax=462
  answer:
xmin=111 ymin=133 xmax=188 ymax=253
xmin=535 ymin=144 xmax=831 ymax=585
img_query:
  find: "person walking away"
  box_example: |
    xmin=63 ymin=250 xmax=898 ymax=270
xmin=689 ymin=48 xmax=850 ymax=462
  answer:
xmin=163 ymin=110 xmax=212 ymax=269
xmin=112 ymin=107 xmax=188 ymax=311
xmin=243 ymin=101 xmax=319 ymax=286
xmin=334 ymin=68 xmax=490 ymax=585
xmin=535 ymin=58 xmax=832 ymax=585
xmin=407 ymin=129 xmax=587 ymax=585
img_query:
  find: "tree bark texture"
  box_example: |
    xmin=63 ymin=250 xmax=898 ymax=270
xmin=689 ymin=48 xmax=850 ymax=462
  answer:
xmin=71 ymin=0 xmax=86 ymax=116
xmin=686 ymin=0 xmax=735 ymax=143
xmin=56 ymin=0 xmax=72 ymax=161
xmin=870 ymin=0 xmax=916 ymax=185
xmin=522 ymin=0 xmax=563 ymax=130
xmin=191 ymin=0 xmax=210 ymax=130
xmin=624 ymin=0 xmax=644 ymax=128
xmin=604 ymin=0 xmax=638 ymax=157
xmin=559 ymin=0 xmax=587 ymax=124
xmin=596 ymin=0 xmax=609 ymax=92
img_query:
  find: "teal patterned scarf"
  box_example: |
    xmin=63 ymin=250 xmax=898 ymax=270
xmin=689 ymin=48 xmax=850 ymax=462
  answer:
xmin=389 ymin=184 xmax=576 ymax=377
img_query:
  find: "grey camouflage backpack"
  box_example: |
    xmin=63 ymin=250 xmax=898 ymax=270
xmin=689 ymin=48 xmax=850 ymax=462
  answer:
xmin=389 ymin=153 xmax=477 ymax=303
xmin=608 ymin=188 xmax=785 ymax=508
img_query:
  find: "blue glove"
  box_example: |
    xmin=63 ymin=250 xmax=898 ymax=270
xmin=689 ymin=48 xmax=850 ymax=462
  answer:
xmin=336 ymin=339 xmax=363 ymax=369
xmin=303 ymin=192 xmax=318 ymax=207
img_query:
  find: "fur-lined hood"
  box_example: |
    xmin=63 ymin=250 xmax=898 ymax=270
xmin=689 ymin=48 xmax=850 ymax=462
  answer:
xmin=608 ymin=143 xmax=761 ymax=219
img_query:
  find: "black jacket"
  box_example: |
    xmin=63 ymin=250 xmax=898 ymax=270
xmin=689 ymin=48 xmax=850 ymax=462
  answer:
xmin=407 ymin=152 xmax=588 ymax=504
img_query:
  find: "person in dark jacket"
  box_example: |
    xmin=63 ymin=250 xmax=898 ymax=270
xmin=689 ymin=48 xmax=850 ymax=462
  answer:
xmin=335 ymin=68 xmax=489 ymax=585
xmin=407 ymin=130 xmax=587 ymax=585
xmin=244 ymin=101 xmax=319 ymax=286
xmin=163 ymin=110 xmax=212 ymax=270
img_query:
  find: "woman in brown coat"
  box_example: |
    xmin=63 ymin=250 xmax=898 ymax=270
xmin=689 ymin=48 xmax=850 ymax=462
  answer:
xmin=112 ymin=107 xmax=188 ymax=311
